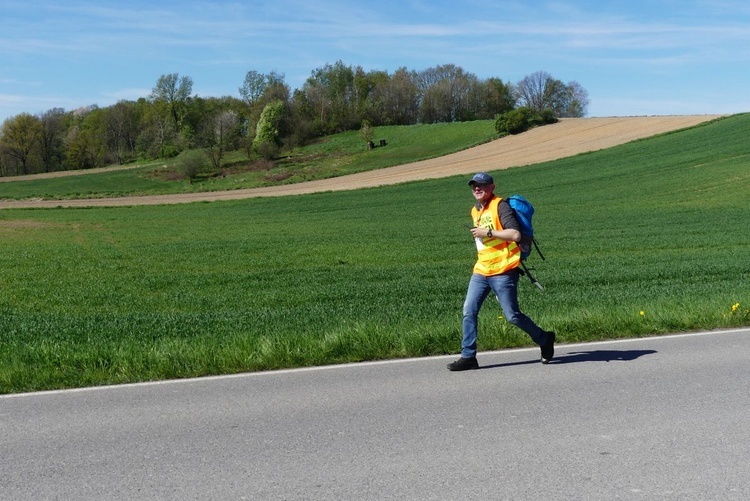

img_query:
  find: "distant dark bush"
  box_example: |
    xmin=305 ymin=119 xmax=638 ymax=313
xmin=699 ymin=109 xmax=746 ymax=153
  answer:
xmin=539 ymin=109 xmax=559 ymax=125
xmin=495 ymin=107 xmax=559 ymax=135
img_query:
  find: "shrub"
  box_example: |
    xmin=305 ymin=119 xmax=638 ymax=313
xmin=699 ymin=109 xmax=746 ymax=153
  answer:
xmin=495 ymin=107 xmax=558 ymax=135
xmin=176 ymin=149 xmax=205 ymax=182
xmin=539 ymin=109 xmax=559 ymax=125
xmin=256 ymin=140 xmax=280 ymax=161
xmin=495 ymin=107 xmax=533 ymax=134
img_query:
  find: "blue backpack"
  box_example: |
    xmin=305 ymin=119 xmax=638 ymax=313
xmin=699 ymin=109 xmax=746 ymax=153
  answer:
xmin=507 ymin=195 xmax=545 ymax=290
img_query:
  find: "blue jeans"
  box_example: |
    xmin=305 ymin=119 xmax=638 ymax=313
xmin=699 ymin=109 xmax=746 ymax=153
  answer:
xmin=461 ymin=270 xmax=548 ymax=358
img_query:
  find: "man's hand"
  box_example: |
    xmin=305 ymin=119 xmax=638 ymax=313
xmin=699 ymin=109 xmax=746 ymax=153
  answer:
xmin=469 ymin=227 xmax=521 ymax=242
xmin=469 ymin=227 xmax=491 ymax=239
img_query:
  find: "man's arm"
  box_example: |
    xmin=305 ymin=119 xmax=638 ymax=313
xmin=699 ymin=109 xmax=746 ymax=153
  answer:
xmin=468 ymin=199 xmax=521 ymax=242
xmin=497 ymin=199 xmax=521 ymax=242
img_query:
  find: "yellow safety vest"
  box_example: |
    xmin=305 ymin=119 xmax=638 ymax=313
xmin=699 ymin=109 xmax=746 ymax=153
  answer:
xmin=471 ymin=196 xmax=521 ymax=276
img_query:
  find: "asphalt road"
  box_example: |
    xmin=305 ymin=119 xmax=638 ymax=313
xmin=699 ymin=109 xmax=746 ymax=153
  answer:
xmin=2 ymin=328 xmax=749 ymax=500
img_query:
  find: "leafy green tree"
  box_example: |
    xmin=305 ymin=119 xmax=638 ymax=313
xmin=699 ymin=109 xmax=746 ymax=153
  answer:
xmin=360 ymin=119 xmax=375 ymax=149
xmin=238 ymin=71 xmax=290 ymax=155
xmin=356 ymin=69 xmax=388 ymax=124
xmin=253 ymin=100 xmax=285 ymax=159
xmin=136 ymin=100 xmax=175 ymax=159
xmin=0 ymin=62 xmax=592 ymax=175
xmin=286 ymin=89 xmax=316 ymax=150
xmin=301 ymin=60 xmax=360 ymax=134
xmin=0 ymin=113 xmax=44 ymax=175
xmin=483 ymin=78 xmax=516 ymax=117
xmin=352 ymin=66 xmax=376 ymax=119
xmin=64 ymin=106 xmax=107 ymax=169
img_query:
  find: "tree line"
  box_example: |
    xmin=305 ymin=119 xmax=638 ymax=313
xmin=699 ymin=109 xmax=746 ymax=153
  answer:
xmin=0 ymin=63 xmax=588 ymax=177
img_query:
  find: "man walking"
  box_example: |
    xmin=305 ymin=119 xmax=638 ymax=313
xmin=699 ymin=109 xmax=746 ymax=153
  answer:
xmin=448 ymin=172 xmax=555 ymax=371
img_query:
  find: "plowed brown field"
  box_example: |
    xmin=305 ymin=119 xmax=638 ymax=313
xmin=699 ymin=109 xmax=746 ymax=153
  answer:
xmin=0 ymin=115 xmax=722 ymax=209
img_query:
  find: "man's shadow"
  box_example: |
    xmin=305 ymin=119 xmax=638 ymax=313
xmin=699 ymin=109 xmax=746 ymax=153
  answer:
xmin=479 ymin=349 xmax=657 ymax=370
xmin=548 ymin=349 xmax=658 ymax=364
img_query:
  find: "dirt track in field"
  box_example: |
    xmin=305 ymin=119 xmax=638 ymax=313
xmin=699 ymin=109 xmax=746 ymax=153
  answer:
xmin=0 ymin=115 xmax=723 ymax=209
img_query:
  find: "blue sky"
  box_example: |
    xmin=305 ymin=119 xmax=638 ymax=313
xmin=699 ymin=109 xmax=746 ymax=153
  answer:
xmin=1 ymin=0 xmax=749 ymax=124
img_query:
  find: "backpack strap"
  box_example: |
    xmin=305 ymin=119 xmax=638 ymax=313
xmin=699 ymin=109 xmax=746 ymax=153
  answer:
xmin=519 ymin=261 xmax=544 ymax=291
xmin=532 ymin=237 xmax=545 ymax=261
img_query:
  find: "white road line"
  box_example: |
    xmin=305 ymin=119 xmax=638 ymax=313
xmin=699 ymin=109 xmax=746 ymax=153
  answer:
xmin=2 ymin=327 xmax=748 ymax=399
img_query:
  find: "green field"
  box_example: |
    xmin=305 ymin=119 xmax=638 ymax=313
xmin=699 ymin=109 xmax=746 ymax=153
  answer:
xmin=1 ymin=114 xmax=749 ymax=394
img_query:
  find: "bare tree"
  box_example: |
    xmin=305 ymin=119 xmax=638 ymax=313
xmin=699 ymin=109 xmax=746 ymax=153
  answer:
xmin=515 ymin=71 xmax=555 ymax=113
xmin=515 ymin=71 xmax=588 ymax=117
xmin=39 ymin=107 xmax=68 ymax=172
xmin=561 ymin=81 xmax=589 ymax=117
xmin=204 ymin=110 xmax=239 ymax=170
xmin=105 ymin=101 xmax=140 ymax=164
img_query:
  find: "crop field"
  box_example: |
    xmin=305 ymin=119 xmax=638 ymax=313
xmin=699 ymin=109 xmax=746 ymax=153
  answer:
xmin=0 ymin=114 xmax=748 ymax=394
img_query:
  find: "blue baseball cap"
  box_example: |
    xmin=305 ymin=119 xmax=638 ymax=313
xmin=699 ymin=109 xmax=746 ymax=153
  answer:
xmin=468 ymin=172 xmax=494 ymax=186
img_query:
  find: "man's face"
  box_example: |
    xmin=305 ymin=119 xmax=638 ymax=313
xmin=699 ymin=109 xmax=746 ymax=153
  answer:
xmin=471 ymin=183 xmax=494 ymax=203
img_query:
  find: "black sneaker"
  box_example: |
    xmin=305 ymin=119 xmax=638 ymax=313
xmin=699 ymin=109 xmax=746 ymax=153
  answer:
xmin=541 ymin=331 xmax=556 ymax=364
xmin=447 ymin=356 xmax=479 ymax=371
